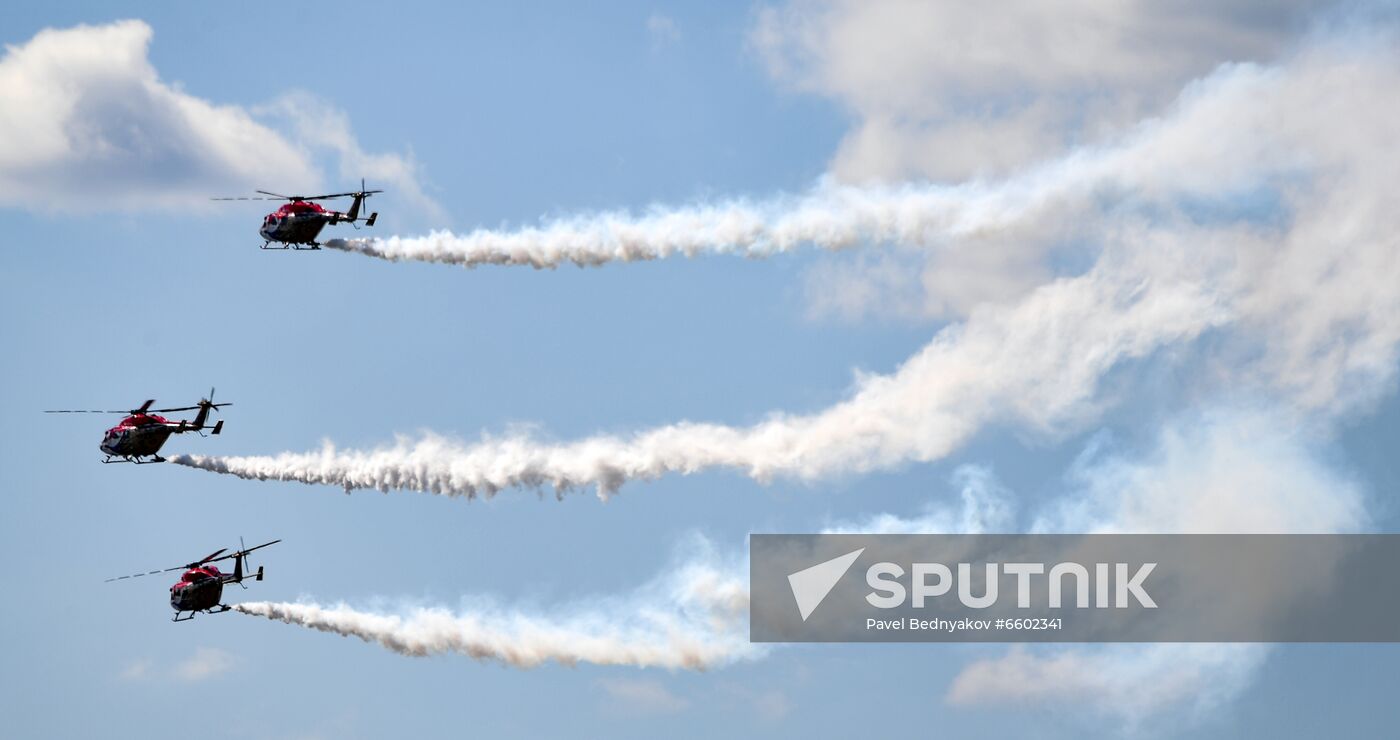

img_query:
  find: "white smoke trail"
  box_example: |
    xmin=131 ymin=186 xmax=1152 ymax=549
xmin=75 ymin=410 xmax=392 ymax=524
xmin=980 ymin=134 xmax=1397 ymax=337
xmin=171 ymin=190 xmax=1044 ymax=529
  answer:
xmin=176 ymin=32 xmax=1400 ymax=502
xmin=226 ymin=465 xmax=1002 ymax=669
xmin=234 ymin=555 xmax=755 ymax=670
xmin=321 ymin=174 xmax=1084 ymax=268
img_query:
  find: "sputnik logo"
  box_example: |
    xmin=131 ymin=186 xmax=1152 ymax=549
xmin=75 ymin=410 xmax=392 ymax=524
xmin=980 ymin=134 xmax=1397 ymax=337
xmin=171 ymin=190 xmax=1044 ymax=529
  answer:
xmin=787 ymin=548 xmax=864 ymax=621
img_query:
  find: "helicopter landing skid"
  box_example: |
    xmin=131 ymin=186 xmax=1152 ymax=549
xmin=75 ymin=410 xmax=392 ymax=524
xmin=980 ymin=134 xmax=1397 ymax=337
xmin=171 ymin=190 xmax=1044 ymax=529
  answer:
xmin=172 ymin=605 xmax=232 ymax=623
xmin=102 ymin=455 xmax=166 ymax=464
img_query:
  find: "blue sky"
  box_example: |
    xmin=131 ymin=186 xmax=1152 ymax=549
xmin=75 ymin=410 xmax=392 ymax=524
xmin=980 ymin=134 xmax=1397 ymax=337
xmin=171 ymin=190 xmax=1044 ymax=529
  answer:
xmin=3 ymin=2 xmax=1400 ymax=738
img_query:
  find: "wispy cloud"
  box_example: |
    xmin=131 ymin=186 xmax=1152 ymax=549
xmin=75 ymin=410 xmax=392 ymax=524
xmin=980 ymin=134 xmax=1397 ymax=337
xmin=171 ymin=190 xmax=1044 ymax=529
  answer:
xmin=174 ymin=647 xmax=237 ymax=681
xmin=725 ymin=683 xmax=793 ymax=721
xmin=119 ymin=648 xmax=238 ymax=683
xmin=646 ymin=14 xmax=681 ymax=49
xmin=597 ymin=678 xmax=690 ymax=713
xmin=257 ymin=92 xmax=445 ymax=221
xmin=117 ymin=658 xmax=152 ymax=681
xmin=939 ymin=403 xmax=1369 ymax=726
xmin=0 ymin=20 xmax=432 ymax=213
xmin=752 ymin=0 xmax=1328 ymax=182
xmin=947 ymin=644 xmax=1269 ymax=728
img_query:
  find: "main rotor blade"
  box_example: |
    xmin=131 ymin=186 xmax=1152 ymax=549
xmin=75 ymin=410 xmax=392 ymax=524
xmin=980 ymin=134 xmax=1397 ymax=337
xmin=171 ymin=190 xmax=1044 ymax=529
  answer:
xmin=192 ymin=548 xmax=227 ymax=566
xmin=149 ymin=402 xmax=231 ymax=414
xmin=48 ymin=398 xmax=161 ymax=414
xmin=203 ymin=539 xmax=282 ymax=565
xmin=298 ymin=190 xmax=382 ymax=200
xmin=104 ymin=565 xmax=185 ymax=583
xmin=255 ymin=190 xmax=295 ymax=199
xmin=238 ymin=539 xmax=282 ymax=555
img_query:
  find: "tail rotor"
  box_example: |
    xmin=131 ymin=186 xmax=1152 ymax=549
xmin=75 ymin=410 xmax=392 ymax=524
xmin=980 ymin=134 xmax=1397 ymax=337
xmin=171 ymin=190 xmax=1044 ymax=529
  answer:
xmin=193 ymin=387 xmax=230 ymax=434
xmin=346 ymin=178 xmax=379 ymax=227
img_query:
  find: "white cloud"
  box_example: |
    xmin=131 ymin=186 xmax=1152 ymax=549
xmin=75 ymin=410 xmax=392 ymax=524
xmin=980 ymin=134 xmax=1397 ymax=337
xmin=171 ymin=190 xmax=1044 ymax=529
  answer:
xmin=174 ymin=647 xmax=236 ymax=681
xmin=0 ymin=20 xmax=432 ymax=214
xmin=597 ymin=677 xmax=690 ymax=713
xmin=117 ymin=658 xmax=152 ymax=681
xmin=752 ymin=0 xmax=1330 ymax=182
xmin=257 ymin=93 xmax=444 ymax=221
xmin=647 ymin=14 xmax=681 ymax=48
xmin=748 ymin=689 xmax=792 ymax=720
xmin=941 ymin=403 xmax=1368 ymax=724
xmin=717 ymin=682 xmax=793 ymax=721
xmin=947 ymin=644 xmax=1268 ymax=727
xmin=1036 ymin=407 xmax=1369 ymax=535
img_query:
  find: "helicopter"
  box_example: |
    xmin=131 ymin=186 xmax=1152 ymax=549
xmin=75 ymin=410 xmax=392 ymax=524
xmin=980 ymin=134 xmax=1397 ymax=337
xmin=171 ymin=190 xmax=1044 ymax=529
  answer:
xmin=106 ymin=539 xmax=281 ymax=622
xmin=44 ymin=388 xmax=230 ymax=464
xmin=213 ymin=179 xmax=381 ymax=250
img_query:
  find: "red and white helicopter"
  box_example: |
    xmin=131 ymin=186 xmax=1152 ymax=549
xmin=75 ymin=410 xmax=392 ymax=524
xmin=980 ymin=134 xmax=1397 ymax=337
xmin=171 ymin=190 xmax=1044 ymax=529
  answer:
xmin=213 ymin=180 xmax=381 ymax=250
xmin=45 ymin=389 xmax=230 ymax=464
xmin=106 ymin=539 xmax=281 ymax=622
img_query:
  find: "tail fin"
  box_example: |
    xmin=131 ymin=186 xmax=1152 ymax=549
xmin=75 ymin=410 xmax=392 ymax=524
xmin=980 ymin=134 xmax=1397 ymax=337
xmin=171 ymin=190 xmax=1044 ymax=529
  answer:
xmin=346 ymin=193 xmax=364 ymax=221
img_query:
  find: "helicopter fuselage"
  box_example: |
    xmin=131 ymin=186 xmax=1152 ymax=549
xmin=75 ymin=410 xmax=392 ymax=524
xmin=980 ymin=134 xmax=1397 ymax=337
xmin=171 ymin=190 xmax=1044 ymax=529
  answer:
xmin=170 ymin=566 xmax=227 ymax=614
xmin=260 ymin=201 xmax=334 ymax=246
xmin=100 ymin=414 xmax=176 ymax=459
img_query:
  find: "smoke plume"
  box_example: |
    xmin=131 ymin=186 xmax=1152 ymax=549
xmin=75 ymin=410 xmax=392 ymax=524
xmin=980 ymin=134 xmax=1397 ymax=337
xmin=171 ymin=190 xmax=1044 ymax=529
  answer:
xmin=321 ymin=174 xmax=1080 ymax=268
xmin=234 ymin=555 xmax=754 ymax=670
